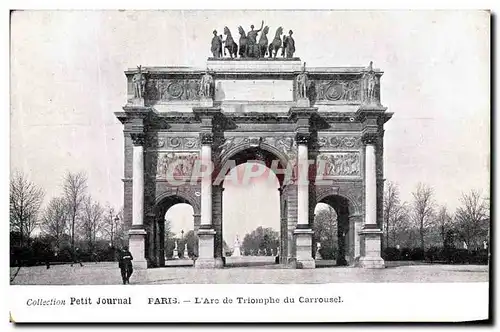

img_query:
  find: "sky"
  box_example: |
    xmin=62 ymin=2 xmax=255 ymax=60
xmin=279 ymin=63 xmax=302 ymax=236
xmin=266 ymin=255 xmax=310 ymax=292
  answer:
xmin=10 ymin=10 xmax=490 ymax=243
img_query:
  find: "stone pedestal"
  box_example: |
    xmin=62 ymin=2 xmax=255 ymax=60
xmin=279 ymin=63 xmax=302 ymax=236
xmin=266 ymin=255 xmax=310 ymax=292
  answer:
xmin=294 ymin=229 xmax=315 ymax=269
xmin=129 ymin=228 xmax=148 ymax=270
xmin=315 ymin=243 xmax=323 ymax=260
xmin=358 ymin=229 xmax=385 ymax=268
xmin=183 ymin=246 xmax=189 ymax=259
xmin=199 ymin=98 xmax=213 ymax=108
xmin=195 ymin=229 xmax=216 ymax=268
xmin=130 ymin=98 xmax=145 ymax=107
xmin=296 ymin=98 xmax=310 ymax=108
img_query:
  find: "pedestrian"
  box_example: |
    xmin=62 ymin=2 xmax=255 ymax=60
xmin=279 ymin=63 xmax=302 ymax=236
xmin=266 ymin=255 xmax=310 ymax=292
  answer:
xmin=71 ymin=248 xmax=84 ymax=267
xmin=118 ymin=247 xmax=133 ymax=284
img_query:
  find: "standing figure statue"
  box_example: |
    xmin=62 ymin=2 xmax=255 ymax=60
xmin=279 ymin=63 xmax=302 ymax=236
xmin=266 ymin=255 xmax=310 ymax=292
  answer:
xmin=223 ymin=27 xmax=238 ymax=59
xmin=246 ymin=20 xmax=264 ymax=58
xmin=282 ymin=30 xmax=295 ymax=58
xmin=268 ymin=27 xmax=283 ymax=59
xmin=132 ymin=65 xmax=146 ymax=99
xmin=199 ymin=71 xmax=214 ymax=99
xmin=296 ymin=63 xmax=308 ymax=99
xmin=364 ymin=61 xmax=377 ymax=104
xmin=258 ymin=26 xmax=269 ymax=58
xmin=233 ymin=235 xmax=241 ymax=257
xmin=211 ymin=30 xmax=223 ymax=58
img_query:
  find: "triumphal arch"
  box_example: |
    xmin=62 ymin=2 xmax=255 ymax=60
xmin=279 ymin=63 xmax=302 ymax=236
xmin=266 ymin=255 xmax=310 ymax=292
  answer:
xmin=115 ymin=51 xmax=391 ymax=270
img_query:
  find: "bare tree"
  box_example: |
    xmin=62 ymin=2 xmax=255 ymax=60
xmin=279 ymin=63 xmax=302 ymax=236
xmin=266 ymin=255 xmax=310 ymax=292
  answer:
xmin=63 ymin=171 xmax=87 ymax=251
xmin=383 ymin=181 xmax=401 ymax=248
xmin=389 ymin=201 xmax=411 ymax=247
xmin=411 ymin=183 xmax=435 ymax=250
xmin=435 ymin=205 xmax=454 ymax=247
xmin=40 ymin=197 xmax=68 ymax=250
xmin=454 ymin=190 xmax=489 ymax=250
xmin=80 ymin=196 xmax=104 ymax=252
xmin=115 ymin=207 xmax=128 ymax=247
xmin=10 ymin=171 xmax=45 ymax=246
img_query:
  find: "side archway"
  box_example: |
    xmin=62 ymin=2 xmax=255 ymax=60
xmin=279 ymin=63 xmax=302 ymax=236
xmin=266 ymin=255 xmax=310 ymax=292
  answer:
xmin=315 ymin=193 xmax=358 ymax=265
xmin=153 ymin=193 xmax=199 ymax=267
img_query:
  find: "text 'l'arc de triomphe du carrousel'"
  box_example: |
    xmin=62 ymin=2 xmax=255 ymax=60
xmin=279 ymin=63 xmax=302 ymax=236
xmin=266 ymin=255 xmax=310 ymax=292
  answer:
xmin=115 ymin=21 xmax=392 ymax=270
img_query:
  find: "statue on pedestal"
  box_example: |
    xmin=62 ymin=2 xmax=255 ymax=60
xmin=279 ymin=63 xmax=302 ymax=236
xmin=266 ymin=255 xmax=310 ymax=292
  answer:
xmin=132 ymin=65 xmax=146 ymax=100
xmin=172 ymin=240 xmax=179 ymax=260
xmin=296 ymin=63 xmax=308 ymax=99
xmin=199 ymin=71 xmax=214 ymax=99
xmin=363 ymin=61 xmax=378 ymax=104
xmin=316 ymin=242 xmax=323 ymax=260
xmin=183 ymin=244 xmax=189 ymax=259
xmin=233 ymin=235 xmax=241 ymax=257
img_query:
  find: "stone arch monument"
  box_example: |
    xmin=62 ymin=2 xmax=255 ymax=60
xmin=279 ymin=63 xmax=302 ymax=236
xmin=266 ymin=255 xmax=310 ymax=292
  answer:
xmin=115 ymin=57 xmax=392 ymax=271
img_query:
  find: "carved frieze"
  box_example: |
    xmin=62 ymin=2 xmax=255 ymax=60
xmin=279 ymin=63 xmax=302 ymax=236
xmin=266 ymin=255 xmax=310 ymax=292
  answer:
xmin=146 ymin=79 xmax=201 ymax=101
xmin=262 ymin=137 xmax=296 ymax=158
xmin=314 ymin=79 xmax=361 ymax=102
xmin=317 ymin=135 xmax=361 ymax=150
xmin=156 ymin=152 xmax=199 ymax=179
xmin=150 ymin=136 xmax=200 ymax=150
xmin=317 ymin=152 xmax=361 ymax=177
xmin=218 ymin=136 xmax=250 ymax=157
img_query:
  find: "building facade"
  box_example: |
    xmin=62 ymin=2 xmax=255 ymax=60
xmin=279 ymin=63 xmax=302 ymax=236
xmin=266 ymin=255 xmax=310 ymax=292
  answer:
xmin=115 ymin=58 xmax=392 ymax=270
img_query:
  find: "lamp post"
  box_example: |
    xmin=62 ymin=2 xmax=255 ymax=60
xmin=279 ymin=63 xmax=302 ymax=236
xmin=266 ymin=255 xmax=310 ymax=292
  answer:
xmin=113 ymin=215 xmax=120 ymax=248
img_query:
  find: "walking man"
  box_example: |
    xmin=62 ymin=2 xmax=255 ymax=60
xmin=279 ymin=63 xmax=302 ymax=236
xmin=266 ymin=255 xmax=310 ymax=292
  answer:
xmin=118 ymin=246 xmax=134 ymax=284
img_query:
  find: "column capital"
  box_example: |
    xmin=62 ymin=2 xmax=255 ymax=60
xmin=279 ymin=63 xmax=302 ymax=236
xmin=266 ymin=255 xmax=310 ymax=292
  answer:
xmin=200 ymin=132 xmax=214 ymax=145
xmin=295 ymin=132 xmax=310 ymax=145
xmin=130 ymin=132 xmax=145 ymax=146
xmin=361 ymin=132 xmax=378 ymax=145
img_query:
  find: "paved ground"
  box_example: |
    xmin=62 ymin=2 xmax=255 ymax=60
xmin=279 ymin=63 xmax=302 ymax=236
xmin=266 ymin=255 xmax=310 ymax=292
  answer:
xmin=10 ymin=261 xmax=489 ymax=285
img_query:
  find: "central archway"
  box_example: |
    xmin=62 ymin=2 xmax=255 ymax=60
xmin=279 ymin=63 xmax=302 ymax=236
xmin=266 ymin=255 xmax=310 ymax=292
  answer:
xmin=215 ymin=146 xmax=290 ymax=266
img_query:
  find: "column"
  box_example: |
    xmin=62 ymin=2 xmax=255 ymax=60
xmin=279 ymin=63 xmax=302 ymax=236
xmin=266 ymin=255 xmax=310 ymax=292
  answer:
xmin=213 ymin=185 xmax=224 ymax=268
xmin=129 ymin=133 xmax=148 ymax=270
xmin=358 ymin=133 xmax=385 ymax=268
xmin=293 ymin=133 xmax=315 ymax=269
xmin=195 ymin=132 xmax=217 ymax=268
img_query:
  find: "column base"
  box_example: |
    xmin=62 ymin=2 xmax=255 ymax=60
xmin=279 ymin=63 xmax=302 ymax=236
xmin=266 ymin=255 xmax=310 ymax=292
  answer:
xmin=214 ymin=257 xmax=224 ymax=268
xmin=129 ymin=98 xmax=145 ymax=107
xmin=195 ymin=258 xmax=217 ymax=269
xmin=128 ymin=228 xmax=148 ymax=283
xmin=357 ymin=256 xmax=385 ymax=269
xmin=199 ymin=98 xmax=214 ymax=107
xmin=358 ymin=228 xmax=385 ymax=269
xmin=195 ymin=228 xmax=216 ymax=269
xmin=296 ymin=98 xmax=310 ymax=107
xmin=294 ymin=228 xmax=316 ymax=269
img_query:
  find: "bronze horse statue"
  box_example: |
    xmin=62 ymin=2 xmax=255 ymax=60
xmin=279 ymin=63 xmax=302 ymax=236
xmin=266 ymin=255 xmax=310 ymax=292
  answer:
xmin=223 ymin=26 xmax=238 ymax=59
xmin=237 ymin=26 xmax=248 ymax=58
xmin=258 ymin=26 xmax=269 ymax=58
xmin=268 ymin=27 xmax=283 ymax=59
